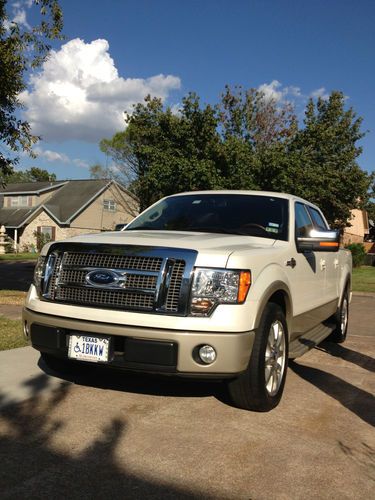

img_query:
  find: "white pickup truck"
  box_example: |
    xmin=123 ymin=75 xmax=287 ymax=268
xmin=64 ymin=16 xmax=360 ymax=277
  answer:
xmin=23 ymin=191 xmax=352 ymax=412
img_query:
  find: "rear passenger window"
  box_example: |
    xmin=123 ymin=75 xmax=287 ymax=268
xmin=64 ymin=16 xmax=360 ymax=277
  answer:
xmin=295 ymin=203 xmax=313 ymax=237
xmin=308 ymin=207 xmax=328 ymax=231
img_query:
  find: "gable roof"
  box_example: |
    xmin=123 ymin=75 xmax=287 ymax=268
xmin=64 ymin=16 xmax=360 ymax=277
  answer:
xmin=0 ymin=181 xmax=66 ymax=194
xmin=0 ymin=179 xmax=114 ymax=228
xmin=0 ymin=207 xmax=39 ymax=227
xmin=44 ymin=179 xmax=110 ymax=223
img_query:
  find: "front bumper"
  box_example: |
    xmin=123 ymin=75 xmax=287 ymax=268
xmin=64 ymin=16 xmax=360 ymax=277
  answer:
xmin=23 ymin=308 xmax=254 ymax=377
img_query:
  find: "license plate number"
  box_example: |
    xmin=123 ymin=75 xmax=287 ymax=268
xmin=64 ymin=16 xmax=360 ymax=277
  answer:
xmin=68 ymin=334 xmax=110 ymax=363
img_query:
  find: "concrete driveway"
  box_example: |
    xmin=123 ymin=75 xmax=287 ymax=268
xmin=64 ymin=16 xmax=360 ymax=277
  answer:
xmin=0 ymin=295 xmax=374 ymax=499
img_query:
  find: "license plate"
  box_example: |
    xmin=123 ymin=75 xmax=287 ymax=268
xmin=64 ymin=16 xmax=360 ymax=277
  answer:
xmin=68 ymin=334 xmax=110 ymax=363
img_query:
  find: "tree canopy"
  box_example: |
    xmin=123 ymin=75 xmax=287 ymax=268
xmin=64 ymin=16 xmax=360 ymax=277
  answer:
xmin=3 ymin=166 xmax=56 ymax=182
xmin=0 ymin=0 xmax=63 ymax=180
xmin=98 ymin=88 xmax=373 ymax=226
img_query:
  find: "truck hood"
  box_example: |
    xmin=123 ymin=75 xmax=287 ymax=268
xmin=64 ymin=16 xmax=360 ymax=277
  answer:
xmin=47 ymin=230 xmax=276 ymax=268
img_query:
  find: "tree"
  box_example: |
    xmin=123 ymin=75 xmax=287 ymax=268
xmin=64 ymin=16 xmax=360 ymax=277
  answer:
xmin=100 ymin=94 xmax=224 ymax=211
xmin=4 ymin=166 xmax=56 ymax=182
xmin=218 ymin=85 xmax=298 ymax=190
xmin=288 ymin=91 xmax=373 ymax=227
xmin=0 ymin=0 xmax=63 ymax=181
xmin=99 ymin=88 xmax=372 ymax=224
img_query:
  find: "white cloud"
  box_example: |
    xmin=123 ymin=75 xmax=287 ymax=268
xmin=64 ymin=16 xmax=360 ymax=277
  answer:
xmin=2 ymin=1 xmax=31 ymax=31
xmin=73 ymin=158 xmax=90 ymax=169
xmin=258 ymin=80 xmax=284 ymax=102
xmin=34 ymin=146 xmax=89 ymax=169
xmin=257 ymin=81 xmax=304 ymax=104
xmin=21 ymin=38 xmax=181 ymax=143
xmin=310 ymin=87 xmax=329 ymax=100
xmin=34 ymin=147 xmax=69 ymax=163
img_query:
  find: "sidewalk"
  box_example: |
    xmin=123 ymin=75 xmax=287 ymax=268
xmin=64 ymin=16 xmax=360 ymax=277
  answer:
xmin=0 ymin=304 xmax=23 ymax=320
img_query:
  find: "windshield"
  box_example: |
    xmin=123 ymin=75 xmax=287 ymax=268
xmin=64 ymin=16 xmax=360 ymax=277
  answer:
xmin=126 ymin=194 xmax=289 ymax=241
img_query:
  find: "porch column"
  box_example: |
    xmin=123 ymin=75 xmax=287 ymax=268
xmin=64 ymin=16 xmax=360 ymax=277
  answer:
xmin=14 ymin=228 xmax=18 ymax=252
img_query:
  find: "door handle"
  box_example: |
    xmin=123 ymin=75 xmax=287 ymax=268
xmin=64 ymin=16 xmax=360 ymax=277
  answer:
xmin=286 ymin=258 xmax=296 ymax=269
xmin=320 ymin=259 xmax=326 ymax=271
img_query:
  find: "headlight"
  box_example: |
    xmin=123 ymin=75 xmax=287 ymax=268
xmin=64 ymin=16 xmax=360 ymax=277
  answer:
xmin=33 ymin=255 xmax=46 ymax=292
xmin=190 ymin=268 xmax=251 ymax=316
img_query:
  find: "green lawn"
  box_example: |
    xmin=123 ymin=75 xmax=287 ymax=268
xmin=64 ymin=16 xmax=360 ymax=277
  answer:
xmin=352 ymin=266 xmax=375 ymax=293
xmin=0 ymin=252 xmax=39 ymax=261
xmin=0 ymin=290 xmax=27 ymax=305
xmin=0 ymin=317 xmax=28 ymax=351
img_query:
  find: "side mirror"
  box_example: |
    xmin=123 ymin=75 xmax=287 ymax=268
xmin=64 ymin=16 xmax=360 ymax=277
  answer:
xmin=297 ymin=229 xmax=340 ymax=253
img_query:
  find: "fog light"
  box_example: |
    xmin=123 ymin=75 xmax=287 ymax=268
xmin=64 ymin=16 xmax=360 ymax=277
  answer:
xmin=198 ymin=345 xmax=217 ymax=364
xmin=23 ymin=321 xmax=30 ymax=339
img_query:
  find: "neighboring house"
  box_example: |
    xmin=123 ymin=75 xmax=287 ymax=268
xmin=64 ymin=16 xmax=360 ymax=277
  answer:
xmin=343 ymin=208 xmax=370 ymax=245
xmin=0 ymin=179 xmax=138 ymax=251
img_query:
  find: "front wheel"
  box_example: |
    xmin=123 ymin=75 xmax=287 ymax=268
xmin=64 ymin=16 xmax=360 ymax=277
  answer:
xmin=227 ymin=303 xmax=289 ymax=412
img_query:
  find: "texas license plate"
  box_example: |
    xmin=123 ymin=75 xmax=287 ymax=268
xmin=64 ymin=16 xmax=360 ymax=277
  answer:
xmin=68 ymin=334 xmax=110 ymax=363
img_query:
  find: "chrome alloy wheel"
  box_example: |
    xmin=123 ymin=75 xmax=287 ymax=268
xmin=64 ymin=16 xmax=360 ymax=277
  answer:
xmin=265 ymin=320 xmax=286 ymax=396
xmin=340 ymin=296 xmax=348 ymax=334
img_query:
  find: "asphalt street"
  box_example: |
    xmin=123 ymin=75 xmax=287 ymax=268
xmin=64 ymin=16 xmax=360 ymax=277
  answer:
xmin=0 ymin=291 xmax=374 ymax=499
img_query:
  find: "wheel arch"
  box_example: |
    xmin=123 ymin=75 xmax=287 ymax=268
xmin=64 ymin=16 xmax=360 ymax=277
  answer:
xmin=253 ymin=281 xmax=293 ymax=333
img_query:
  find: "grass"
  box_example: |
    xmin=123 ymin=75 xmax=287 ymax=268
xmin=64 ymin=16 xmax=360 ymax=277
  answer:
xmin=0 ymin=317 xmax=28 ymax=351
xmin=0 ymin=252 xmax=39 ymax=261
xmin=352 ymin=266 xmax=375 ymax=293
xmin=0 ymin=290 xmax=27 ymax=305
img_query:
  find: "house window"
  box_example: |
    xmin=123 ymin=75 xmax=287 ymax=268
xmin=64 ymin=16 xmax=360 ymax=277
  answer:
xmin=10 ymin=196 xmax=29 ymax=207
xmin=103 ymin=199 xmax=116 ymax=212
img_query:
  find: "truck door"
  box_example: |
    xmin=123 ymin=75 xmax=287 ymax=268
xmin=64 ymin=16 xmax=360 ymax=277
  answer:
xmin=306 ymin=205 xmax=339 ymax=304
xmin=291 ymin=202 xmax=327 ymax=332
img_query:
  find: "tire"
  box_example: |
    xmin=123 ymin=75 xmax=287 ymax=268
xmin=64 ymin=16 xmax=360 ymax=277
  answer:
xmin=328 ymin=289 xmax=349 ymax=343
xmin=41 ymin=352 xmax=85 ymax=375
xmin=227 ymin=302 xmax=289 ymax=412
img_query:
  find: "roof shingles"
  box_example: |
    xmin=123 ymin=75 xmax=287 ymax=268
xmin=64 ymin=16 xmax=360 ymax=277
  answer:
xmin=0 ymin=179 xmax=111 ymax=227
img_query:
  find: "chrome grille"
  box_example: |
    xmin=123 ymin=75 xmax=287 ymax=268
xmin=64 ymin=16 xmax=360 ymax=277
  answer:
xmin=42 ymin=244 xmax=195 ymax=316
xmin=62 ymin=252 xmax=162 ymax=271
xmin=165 ymin=260 xmax=185 ymax=311
xmin=58 ymin=269 xmax=158 ymax=290
xmin=56 ymin=287 xmax=154 ymax=310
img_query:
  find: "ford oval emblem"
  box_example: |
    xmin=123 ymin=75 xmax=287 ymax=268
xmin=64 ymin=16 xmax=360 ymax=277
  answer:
xmin=86 ymin=270 xmax=118 ymax=286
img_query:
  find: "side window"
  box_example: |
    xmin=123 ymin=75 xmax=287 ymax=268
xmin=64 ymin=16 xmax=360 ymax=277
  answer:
xmin=307 ymin=207 xmax=328 ymax=231
xmin=295 ymin=203 xmax=313 ymax=237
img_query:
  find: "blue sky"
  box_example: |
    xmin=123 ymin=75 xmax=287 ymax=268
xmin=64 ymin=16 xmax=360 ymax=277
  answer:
xmin=8 ymin=0 xmax=375 ymax=179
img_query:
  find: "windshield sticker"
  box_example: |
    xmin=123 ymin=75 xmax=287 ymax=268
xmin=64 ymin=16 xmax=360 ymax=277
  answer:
xmin=192 ymin=200 xmax=202 ymax=204
xmin=266 ymin=227 xmax=279 ymax=233
xmin=268 ymin=222 xmax=279 ymax=228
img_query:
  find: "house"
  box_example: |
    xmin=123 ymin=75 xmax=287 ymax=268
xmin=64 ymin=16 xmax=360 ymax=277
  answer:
xmin=343 ymin=208 xmax=370 ymax=245
xmin=0 ymin=179 xmax=138 ymax=252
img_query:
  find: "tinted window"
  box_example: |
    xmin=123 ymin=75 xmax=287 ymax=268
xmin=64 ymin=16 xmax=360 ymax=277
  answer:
xmin=308 ymin=206 xmax=328 ymax=231
xmin=295 ymin=203 xmax=313 ymax=237
xmin=126 ymin=194 xmax=289 ymax=241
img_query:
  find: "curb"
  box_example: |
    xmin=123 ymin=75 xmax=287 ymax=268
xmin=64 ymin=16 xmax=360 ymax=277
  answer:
xmin=352 ymin=291 xmax=375 ymax=298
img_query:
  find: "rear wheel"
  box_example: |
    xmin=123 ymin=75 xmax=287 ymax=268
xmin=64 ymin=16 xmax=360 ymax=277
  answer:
xmin=227 ymin=303 xmax=288 ymax=412
xmin=328 ymin=290 xmax=349 ymax=343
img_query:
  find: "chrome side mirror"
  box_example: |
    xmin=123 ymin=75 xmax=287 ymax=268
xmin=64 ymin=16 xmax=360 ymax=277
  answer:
xmin=297 ymin=229 xmax=340 ymax=253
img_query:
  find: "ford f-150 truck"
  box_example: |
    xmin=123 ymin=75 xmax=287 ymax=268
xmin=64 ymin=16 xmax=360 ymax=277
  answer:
xmin=23 ymin=191 xmax=352 ymax=411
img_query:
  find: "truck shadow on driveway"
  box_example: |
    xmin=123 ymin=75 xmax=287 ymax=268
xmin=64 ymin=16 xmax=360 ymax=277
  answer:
xmin=0 ymin=375 xmax=203 ymax=499
xmin=289 ymin=360 xmax=375 ymax=427
xmin=316 ymin=341 xmax=375 ymax=373
xmin=38 ymin=356 xmax=231 ymax=405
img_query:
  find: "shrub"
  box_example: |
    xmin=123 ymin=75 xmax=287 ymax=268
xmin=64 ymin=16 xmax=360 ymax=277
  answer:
xmin=345 ymin=243 xmax=366 ymax=267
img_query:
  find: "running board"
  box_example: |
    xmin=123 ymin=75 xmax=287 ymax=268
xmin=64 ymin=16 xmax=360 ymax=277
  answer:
xmin=289 ymin=323 xmax=334 ymax=359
